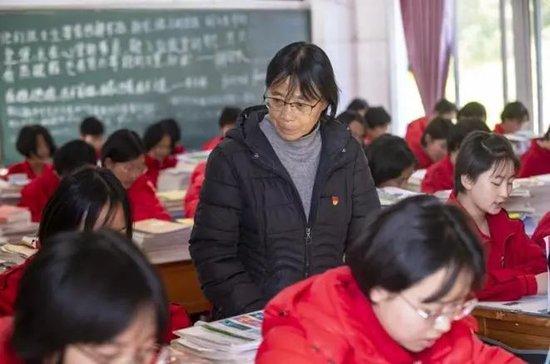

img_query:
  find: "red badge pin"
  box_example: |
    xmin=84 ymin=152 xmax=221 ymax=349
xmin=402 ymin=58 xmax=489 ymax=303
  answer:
xmin=331 ymin=196 xmax=339 ymax=206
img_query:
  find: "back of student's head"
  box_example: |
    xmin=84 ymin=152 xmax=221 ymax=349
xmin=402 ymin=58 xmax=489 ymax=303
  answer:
xmin=80 ymin=116 xmax=105 ymax=136
xmin=38 ymin=167 xmax=132 ymax=245
xmin=348 ymin=195 xmax=485 ymax=301
xmin=366 ymin=134 xmax=416 ymax=187
xmin=101 ymin=129 xmax=144 ymax=165
xmin=16 ymin=124 xmax=56 ymax=159
xmin=143 ymin=122 xmax=171 ymax=152
xmin=447 ymin=118 xmax=490 ymax=154
xmin=433 ymin=98 xmax=457 ymax=116
xmin=53 ymin=140 xmax=97 ymax=176
xmin=364 ymin=106 xmax=391 ymax=129
xmin=457 ymin=102 xmax=487 ymax=122
xmin=421 ymin=117 xmax=453 ymax=147
xmin=346 ymin=98 xmax=369 ymax=114
xmin=159 ymin=118 xmax=181 ymax=145
xmin=501 ymin=101 xmax=529 ymax=122
xmin=454 ymin=131 xmax=520 ymax=194
xmin=12 ymin=230 xmax=169 ymax=362
xmin=219 ymin=107 xmax=242 ymax=128
xmin=336 ymin=110 xmax=363 ymax=126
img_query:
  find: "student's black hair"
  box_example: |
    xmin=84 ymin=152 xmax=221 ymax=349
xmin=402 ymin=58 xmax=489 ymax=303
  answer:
xmin=500 ymin=101 xmax=529 ymax=123
xmin=364 ymin=106 xmax=391 ymax=129
xmin=336 ymin=110 xmax=363 ymax=127
xmin=38 ymin=167 xmax=132 ymax=245
xmin=346 ymin=98 xmax=369 ymax=113
xmin=80 ymin=116 xmax=105 ymax=136
xmin=457 ymin=102 xmax=487 ymax=122
xmin=265 ymin=42 xmax=339 ymax=119
xmin=160 ymin=118 xmax=181 ymax=145
xmin=544 ymin=126 xmax=550 ymax=140
xmin=12 ymin=230 xmax=169 ymax=361
xmin=15 ymin=125 xmax=56 ymax=159
xmin=447 ymin=118 xmax=490 ymax=153
xmin=143 ymin=122 xmax=171 ymax=152
xmin=348 ymin=195 xmax=485 ymax=303
xmin=434 ymin=98 xmax=457 ymax=114
xmin=366 ymin=134 xmax=416 ymax=186
xmin=421 ymin=117 xmax=453 ymax=147
xmin=100 ymin=129 xmax=144 ymax=165
xmin=53 ymin=140 xmax=97 ymax=177
xmin=218 ymin=107 xmax=242 ymax=128
xmin=454 ymin=131 xmax=520 ymax=194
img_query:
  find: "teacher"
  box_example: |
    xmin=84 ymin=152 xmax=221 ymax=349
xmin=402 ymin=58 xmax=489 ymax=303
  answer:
xmin=190 ymin=42 xmax=381 ymax=318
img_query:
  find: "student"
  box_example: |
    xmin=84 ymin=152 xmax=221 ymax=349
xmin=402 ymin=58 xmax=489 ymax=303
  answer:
xmin=457 ymin=102 xmax=487 ymax=122
xmin=363 ymin=106 xmax=391 ymax=145
xmin=518 ymin=126 xmax=550 ymax=177
xmin=7 ymin=125 xmax=56 ymax=181
xmin=409 ymin=117 xmax=453 ymax=169
xmin=8 ymin=230 xmax=169 ymax=364
xmin=18 ymin=140 xmax=96 ymax=222
xmin=160 ymin=118 xmax=186 ymax=155
xmin=346 ymin=97 xmax=369 ymax=116
xmin=80 ymin=116 xmax=105 ymax=154
xmin=336 ymin=110 xmax=365 ymax=145
xmin=532 ymin=212 xmax=550 ymax=250
xmin=405 ymin=98 xmax=456 ymax=153
xmin=257 ymin=196 xmax=521 ymax=363
xmin=202 ymin=106 xmax=242 ymax=151
xmin=143 ymin=121 xmax=178 ymax=187
xmin=450 ymin=131 xmax=547 ymax=301
xmin=494 ymin=101 xmax=529 ymax=134
xmin=101 ymin=129 xmax=170 ymax=222
xmin=366 ymin=134 xmax=416 ymax=188
xmin=421 ymin=118 xmax=489 ymax=194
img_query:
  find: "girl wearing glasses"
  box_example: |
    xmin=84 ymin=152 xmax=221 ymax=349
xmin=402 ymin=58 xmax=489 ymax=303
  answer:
xmin=190 ymin=42 xmax=380 ymax=319
xmin=257 ymin=196 xmax=521 ymax=363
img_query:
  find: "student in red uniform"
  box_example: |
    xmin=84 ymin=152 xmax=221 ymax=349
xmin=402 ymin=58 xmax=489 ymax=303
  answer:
xmin=409 ymin=117 xmax=453 ymax=169
xmin=422 ymin=118 xmax=489 ymax=193
xmin=80 ymin=116 xmax=105 ymax=156
xmin=202 ymin=106 xmax=242 ymax=151
xmin=533 ymin=212 xmax=550 ymax=250
xmin=450 ymin=131 xmax=547 ymax=301
xmin=102 ymin=129 xmax=170 ymax=221
xmin=363 ymin=106 xmax=391 ymax=145
xmin=160 ymin=118 xmax=186 ymax=155
xmin=345 ymin=97 xmax=369 ymax=117
xmin=366 ymin=134 xmax=416 ymax=188
xmin=336 ymin=110 xmax=365 ymax=146
xmin=143 ymin=122 xmax=178 ymax=187
xmin=405 ymin=98 xmax=456 ymax=153
xmin=494 ymin=101 xmax=529 ymax=134
xmin=6 ymin=125 xmax=56 ymax=181
xmin=257 ymin=196 xmax=521 ymax=364
xmin=18 ymin=140 xmax=96 ymax=222
xmin=519 ymin=126 xmax=550 ymax=177
xmin=457 ymin=101 xmax=487 ymax=122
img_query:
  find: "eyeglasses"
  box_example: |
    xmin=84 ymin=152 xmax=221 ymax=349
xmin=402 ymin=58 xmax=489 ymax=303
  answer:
xmin=399 ymin=294 xmax=478 ymax=325
xmin=75 ymin=343 xmax=160 ymax=364
xmin=263 ymin=94 xmax=321 ymax=115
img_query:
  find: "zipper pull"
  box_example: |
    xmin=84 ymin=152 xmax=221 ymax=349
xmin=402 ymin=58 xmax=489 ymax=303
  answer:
xmin=305 ymin=227 xmax=312 ymax=243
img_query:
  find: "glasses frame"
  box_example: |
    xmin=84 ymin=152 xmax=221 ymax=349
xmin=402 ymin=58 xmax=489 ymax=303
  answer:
xmin=263 ymin=93 xmax=321 ymax=116
xmin=398 ymin=293 xmax=478 ymax=323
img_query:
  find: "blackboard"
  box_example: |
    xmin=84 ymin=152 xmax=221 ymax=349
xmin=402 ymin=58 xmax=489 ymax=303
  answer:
xmin=0 ymin=9 xmax=310 ymax=164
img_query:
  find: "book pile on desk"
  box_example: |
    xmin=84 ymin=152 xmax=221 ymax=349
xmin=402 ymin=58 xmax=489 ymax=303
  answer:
xmin=0 ymin=205 xmax=38 ymax=243
xmin=0 ymin=179 xmax=24 ymax=204
xmin=377 ymin=186 xmax=422 ymax=206
xmin=172 ymin=311 xmax=263 ymax=363
xmin=133 ymin=218 xmax=193 ymax=256
xmin=157 ymin=190 xmax=186 ymax=219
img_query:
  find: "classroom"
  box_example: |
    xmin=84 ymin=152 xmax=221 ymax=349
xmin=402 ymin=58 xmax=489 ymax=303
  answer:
xmin=0 ymin=0 xmax=548 ymax=363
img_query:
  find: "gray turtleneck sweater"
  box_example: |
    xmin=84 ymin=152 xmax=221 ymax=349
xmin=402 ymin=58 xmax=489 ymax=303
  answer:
xmin=259 ymin=116 xmax=322 ymax=220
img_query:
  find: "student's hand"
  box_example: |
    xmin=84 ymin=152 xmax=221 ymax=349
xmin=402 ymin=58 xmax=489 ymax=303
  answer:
xmin=535 ymin=272 xmax=548 ymax=295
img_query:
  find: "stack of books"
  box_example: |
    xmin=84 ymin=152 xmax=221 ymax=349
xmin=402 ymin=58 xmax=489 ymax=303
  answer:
xmin=133 ymin=219 xmax=193 ymax=257
xmin=157 ymin=190 xmax=186 ymax=219
xmin=0 ymin=179 xmax=23 ymax=204
xmin=157 ymin=151 xmax=210 ymax=192
xmin=0 ymin=205 xmax=38 ymax=243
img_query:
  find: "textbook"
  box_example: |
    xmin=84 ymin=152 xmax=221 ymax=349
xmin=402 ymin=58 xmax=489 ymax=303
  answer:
xmin=133 ymin=219 xmax=191 ymax=254
xmin=377 ymin=186 xmax=422 ymax=206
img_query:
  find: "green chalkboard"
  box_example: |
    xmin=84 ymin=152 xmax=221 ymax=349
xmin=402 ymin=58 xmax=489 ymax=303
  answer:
xmin=0 ymin=9 xmax=310 ymax=164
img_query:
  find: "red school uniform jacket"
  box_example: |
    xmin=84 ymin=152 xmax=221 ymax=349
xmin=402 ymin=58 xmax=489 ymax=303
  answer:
xmin=127 ymin=175 xmax=171 ymax=222
xmin=0 ymin=317 xmax=23 ymax=364
xmin=183 ymin=161 xmax=206 ymax=218
xmin=18 ymin=167 xmax=60 ymax=222
xmin=202 ymin=135 xmax=223 ymax=152
xmin=448 ymin=194 xmax=547 ymax=301
xmin=421 ymin=155 xmax=454 ymax=193
xmin=144 ymin=154 xmax=178 ymax=188
xmin=519 ymin=140 xmax=550 ymax=178
xmin=532 ymin=212 xmax=550 ymax=250
xmin=405 ymin=116 xmax=429 ymax=150
xmin=6 ymin=161 xmax=52 ymax=181
xmin=493 ymin=123 xmax=505 ymax=135
xmin=257 ymin=266 xmax=521 ymax=364
xmin=409 ymin=141 xmax=433 ymax=169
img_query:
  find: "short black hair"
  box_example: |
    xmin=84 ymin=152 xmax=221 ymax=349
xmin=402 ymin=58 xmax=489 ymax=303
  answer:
xmin=38 ymin=167 xmax=132 ymax=244
xmin=53 ymin=140 xmax=97 ymax=176
xmin=454 ymin=131 xmax=520 ymax=194
xmin=364 ymin=106 xmax=391 ymax=129
xmin=336 ymin=110 xmax=363 ymax=127
xmin=346 ymin=98 xmax=369 ymax=113
xmin=447 ymin=118 xmax=490 ymax=153
xmin=366 ymin=134 xmax=416 ymax=187
xmin=101 ymin=129 xmax=144 ymax=165
xmin=348 ymin=195 xmax=485 ymax=303
xmin=218 ymin=107 xmax=242 ymax=128
xmin=421 ymin=117 xmax=453 ymax=147
xmin=12 ymin=230 xmax=169 ymax=361
xmin=143 ymin=122 xmax=171 ymax=152
xmin=266 ymin=42 xmax=339 ymax=119
xmin=434 ymin=98 xmax=457 ymax=114
xmin=80 ymin=116 xmax=105 ymax=136
xmin=457 ymin=102 xmax=487 ymax=122
xmin=501 ymin=101 xmax=529 ymax=123
xmin=16 ymin=125 xmax=56 ymax=158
